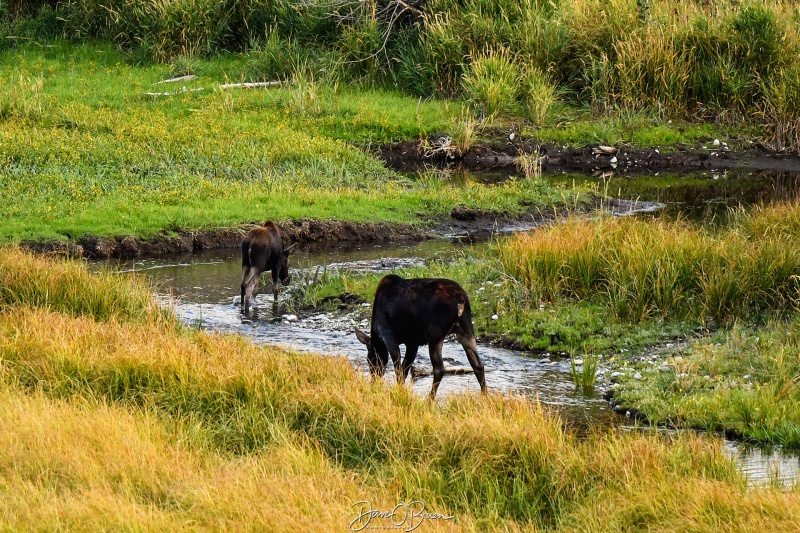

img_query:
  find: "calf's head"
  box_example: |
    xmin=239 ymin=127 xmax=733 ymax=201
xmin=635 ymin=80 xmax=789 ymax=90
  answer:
xmin=278 ymin=243 xmax=297 ymax=284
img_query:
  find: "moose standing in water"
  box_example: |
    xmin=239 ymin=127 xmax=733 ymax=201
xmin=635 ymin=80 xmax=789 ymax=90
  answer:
xmin=355 ymin=274 xmax=487 ymax=399
xmin=240 ymin=221 xmax=296 ymax=314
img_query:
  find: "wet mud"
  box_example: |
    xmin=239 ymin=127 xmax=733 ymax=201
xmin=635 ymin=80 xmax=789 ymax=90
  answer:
xmin=382 ymin=136 xmax=800 ymax=175
xmin=21 ymin=219 xmax=431 ymax=260
xmin=24 ymin=195 xmax=649 ymax=259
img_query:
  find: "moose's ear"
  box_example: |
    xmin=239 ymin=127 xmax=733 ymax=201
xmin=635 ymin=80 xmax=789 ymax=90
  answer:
xmin=355 ymin=327 xmax=371 ymax=346
xmin=284 ymin=243 xmax=297 ymax=255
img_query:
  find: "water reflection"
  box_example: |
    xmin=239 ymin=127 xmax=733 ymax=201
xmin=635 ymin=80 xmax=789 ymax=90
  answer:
xmin=424 ymin=165 xmax=800 ymax=225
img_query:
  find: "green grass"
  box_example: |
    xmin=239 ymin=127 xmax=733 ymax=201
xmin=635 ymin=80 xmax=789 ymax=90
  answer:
xmin=614 ymin=317 xmax=800 ymax=448
xmin=531 ymin=110 xmax=730 ymax=149
xmin=0 ymin=42 xmax=584 ymax=242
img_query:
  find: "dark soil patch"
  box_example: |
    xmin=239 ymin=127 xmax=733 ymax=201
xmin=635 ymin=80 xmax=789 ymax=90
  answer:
xmin=382 ymin=136 xmax=800 ymax=175
xmin=21 ymin=220 xmax=430 ymax=260
xmin=315 ymin=292 xmax=368 ymax=310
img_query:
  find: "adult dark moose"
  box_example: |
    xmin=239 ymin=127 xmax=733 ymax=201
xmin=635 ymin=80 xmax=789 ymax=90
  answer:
xmin=240 ymin=221 xmax=296 ymax=313
xmin=355 ymin=274 xmax=487 ymax=399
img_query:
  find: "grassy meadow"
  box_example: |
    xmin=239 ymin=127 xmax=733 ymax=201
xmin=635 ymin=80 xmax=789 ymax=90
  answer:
xmin=0 ymin=42 xmax=584 ymax=243
xmin=0 ymin=245 xmax=799 ymax=530
xmin=1 ymin=1 xmax=800 ymax=528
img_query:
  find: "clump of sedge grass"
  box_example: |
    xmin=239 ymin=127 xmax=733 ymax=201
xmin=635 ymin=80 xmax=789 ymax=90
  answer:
xmin=570 ymin=352 xmax=599 ymax=392
xmin=499 ymin=202 xmax=800 ymax=325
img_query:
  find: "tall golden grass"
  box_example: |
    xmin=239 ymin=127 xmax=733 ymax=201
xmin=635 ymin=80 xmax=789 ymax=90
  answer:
xmin=499 ymin=203 xmax=800 ymax=324
xmin=0 ymin=246 xmax=165 ymax=322
xmin=0 ymin=246 xmax=798 ymax=530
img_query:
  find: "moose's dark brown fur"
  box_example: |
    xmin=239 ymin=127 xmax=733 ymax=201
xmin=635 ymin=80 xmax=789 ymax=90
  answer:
xmin=240 ymin=221 xmax=296 ymax=313
xmin=355 ymin=274 xmax=486 ymax=399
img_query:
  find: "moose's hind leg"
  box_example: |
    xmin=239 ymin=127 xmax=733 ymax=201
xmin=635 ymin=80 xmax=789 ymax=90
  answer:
xmin=401 ymin=344 xmax=419 ymax=382
xmin=240 ymin=265 xmax=250 ymax=309
xmin=456 ymin=330 xmax=486 ymax=393
xmin=243 ymin=267 xmax=261 ymax=313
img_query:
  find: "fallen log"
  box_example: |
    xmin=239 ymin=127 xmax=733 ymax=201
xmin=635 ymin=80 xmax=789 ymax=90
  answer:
xmin=410 ymin=365 xmax=475 ymax=379
xmin=157 ymin=74 xmax=197 ymax=84
xmin=218 ymin=81 xmax=283 ymax=89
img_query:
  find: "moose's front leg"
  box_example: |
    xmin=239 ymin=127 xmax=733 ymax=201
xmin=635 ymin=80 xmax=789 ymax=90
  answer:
xmin=271 ymin=269 xmax=280 ymax=302
xmin=401 ymin=344 xmax=419 ymax=384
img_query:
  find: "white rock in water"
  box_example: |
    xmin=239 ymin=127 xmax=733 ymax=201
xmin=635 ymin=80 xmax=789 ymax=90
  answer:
xmin=610 ymin=156 xmax=618 ymax=164
xmin=232 ymin=296 xmax=241 ymax=305
xmin=286 ymin=314 xmax=298 ymax=322
xmin=574 ymin=358 xmax=584 ymax=365
xmin=712 ymin=139 xmax=720 ymax=146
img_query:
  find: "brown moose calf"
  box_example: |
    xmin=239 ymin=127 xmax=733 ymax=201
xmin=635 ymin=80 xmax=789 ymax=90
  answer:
xmin=240 ymin=221 xmax=296 ymax=313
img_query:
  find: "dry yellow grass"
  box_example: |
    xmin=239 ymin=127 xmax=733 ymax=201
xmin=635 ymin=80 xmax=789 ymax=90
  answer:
xmin=0 ymin=247 xmax=798 ymax=530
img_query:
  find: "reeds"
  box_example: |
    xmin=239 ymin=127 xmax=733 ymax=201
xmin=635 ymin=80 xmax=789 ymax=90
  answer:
xmin=570 ymin=352 xmax=599 ymax=392
xmin=499 ymin=202 xmax=800 ymax=325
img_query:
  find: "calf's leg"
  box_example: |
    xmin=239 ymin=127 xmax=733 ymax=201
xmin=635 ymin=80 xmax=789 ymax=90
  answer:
xmin=271 ymin=269 xmax=280 ymax=302
xmin=243 ymin=267 xmax=261 ymax=313
xmin=240 ymin=264 xmax=249 ymax=309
